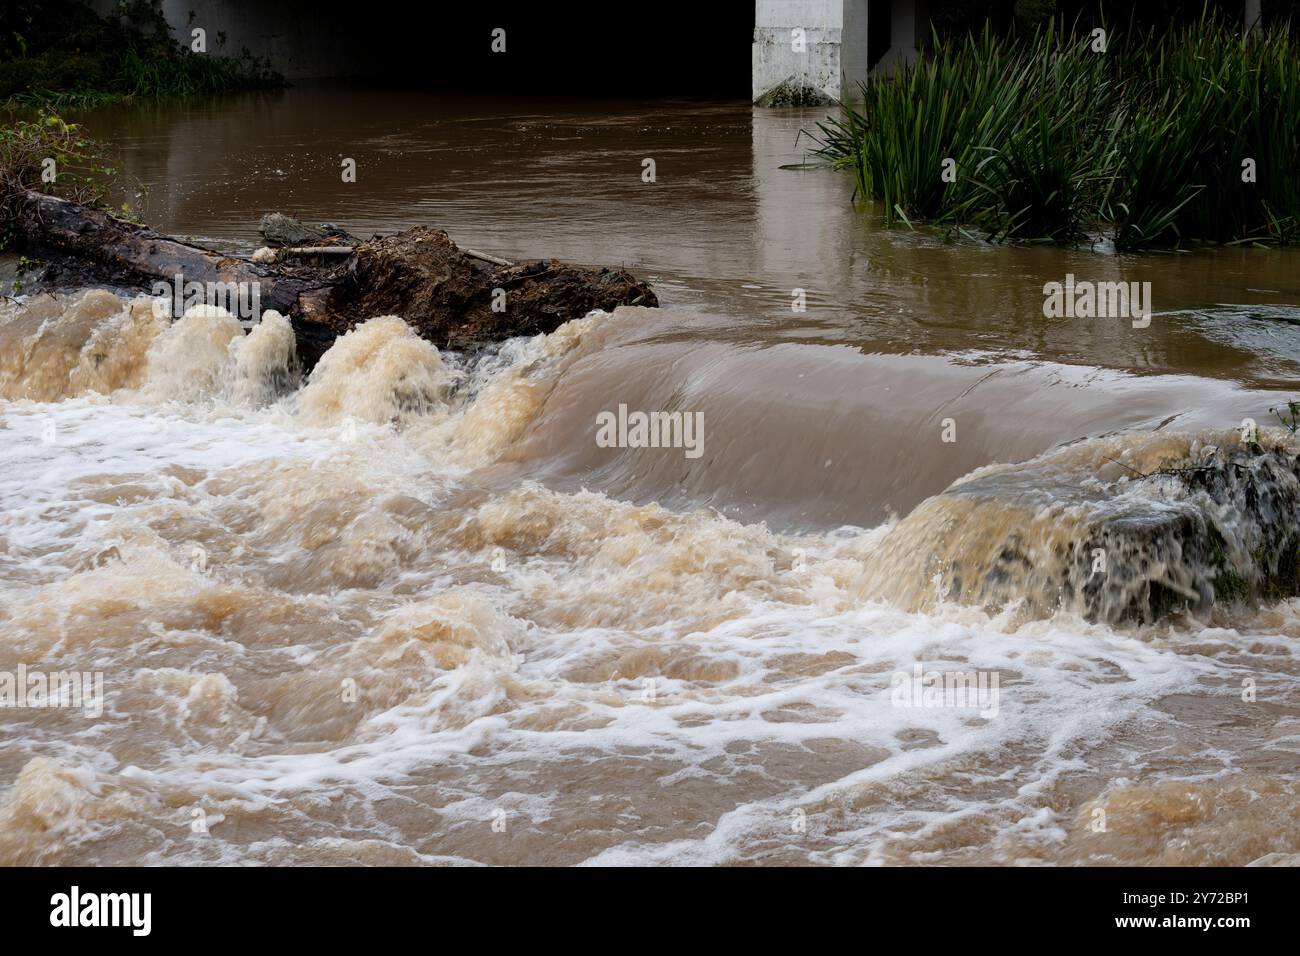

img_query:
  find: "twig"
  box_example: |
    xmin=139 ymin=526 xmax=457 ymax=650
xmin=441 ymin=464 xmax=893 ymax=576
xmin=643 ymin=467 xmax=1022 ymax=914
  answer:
xmin=1103 ymin=456 xmax=1150 ymax=479
xmin=462 ymin=247 xmax=514 ymax=267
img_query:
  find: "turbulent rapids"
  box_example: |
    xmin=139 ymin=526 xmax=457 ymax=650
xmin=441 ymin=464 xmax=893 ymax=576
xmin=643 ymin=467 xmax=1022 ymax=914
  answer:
xmin=1 ymin=290 xmax=1298 ymax=866
xmin=862 ymin=433 xmax=1300 ymax=624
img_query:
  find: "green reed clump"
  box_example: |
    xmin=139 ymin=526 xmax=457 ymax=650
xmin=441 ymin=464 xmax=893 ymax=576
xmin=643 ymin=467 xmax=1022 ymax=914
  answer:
xmin=814 ymin=26 xmax=1029 ymax=226
xmin=812 ymin=12 xmax=1300 ymax=249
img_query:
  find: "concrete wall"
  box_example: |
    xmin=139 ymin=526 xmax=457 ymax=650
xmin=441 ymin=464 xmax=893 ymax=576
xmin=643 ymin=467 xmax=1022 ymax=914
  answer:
xmin=86 ymin=2 xmax=754 ymax=92
xmin=89 ymin=0 xmax=374 ymax=78
xmin=82 ymin=0 xmax=934 ymax=99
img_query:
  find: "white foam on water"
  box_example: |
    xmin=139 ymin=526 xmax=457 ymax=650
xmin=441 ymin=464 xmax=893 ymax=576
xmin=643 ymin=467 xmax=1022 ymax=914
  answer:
xmin=0 ymin=293 xmax=1296 ymax=866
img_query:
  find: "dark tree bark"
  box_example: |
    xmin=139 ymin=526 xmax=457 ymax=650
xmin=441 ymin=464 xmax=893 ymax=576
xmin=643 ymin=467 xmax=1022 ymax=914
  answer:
xmin=16 ymin=190 xmax=325 ymax=315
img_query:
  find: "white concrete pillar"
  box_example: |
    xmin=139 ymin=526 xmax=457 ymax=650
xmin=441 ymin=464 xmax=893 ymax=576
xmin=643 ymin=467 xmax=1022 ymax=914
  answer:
xmin=753 ymin=0 xmax=872 ymax=105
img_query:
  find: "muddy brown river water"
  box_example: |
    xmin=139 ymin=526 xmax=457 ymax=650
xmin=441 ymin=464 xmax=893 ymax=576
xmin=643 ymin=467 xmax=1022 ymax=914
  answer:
xmin=1 ymin=87 xmax=1298 ymax=865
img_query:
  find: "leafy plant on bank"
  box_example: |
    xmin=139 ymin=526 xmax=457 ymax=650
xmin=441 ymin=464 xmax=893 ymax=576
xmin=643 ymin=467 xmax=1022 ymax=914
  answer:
xmin=0 ymin=1 xmax=283 ymax=107
xmin=810 ymin=10 xmax=1300 ymax=250
xmin=0 ymin=111 xmax=115 ymax=251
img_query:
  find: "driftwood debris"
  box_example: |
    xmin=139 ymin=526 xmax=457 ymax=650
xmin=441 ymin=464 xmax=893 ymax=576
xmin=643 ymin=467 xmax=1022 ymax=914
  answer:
xmin=461 ymin=247 xmax=514 ymax=268
xmin=15 ymin=190 xmax=658 ymax=368
xmin=279 ymin=246 xmax=356 ymax=257
xmin=278 ymin=244 xmax=512 ymax=267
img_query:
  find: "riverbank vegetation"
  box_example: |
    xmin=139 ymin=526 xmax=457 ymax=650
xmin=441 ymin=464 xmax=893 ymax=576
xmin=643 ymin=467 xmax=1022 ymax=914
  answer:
xmin=811 ymin=13 xmax=1300 ymax=249
xmin=1 ymin=1 xmax=282 ymax=108
xmin=0 ymin=112 xmax=117 ymax=253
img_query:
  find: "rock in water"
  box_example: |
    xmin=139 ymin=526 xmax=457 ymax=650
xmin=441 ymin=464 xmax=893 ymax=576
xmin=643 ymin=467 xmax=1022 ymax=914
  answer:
xmin=859 ymin=431 xmax=1300 ymax=624
xmin=259 ymin=212 xmax=357 ymax=248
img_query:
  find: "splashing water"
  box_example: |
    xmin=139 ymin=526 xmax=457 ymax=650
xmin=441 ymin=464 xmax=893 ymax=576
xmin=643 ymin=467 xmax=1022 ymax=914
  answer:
xmin=0 ymin=291 xmax=1296 ymax=866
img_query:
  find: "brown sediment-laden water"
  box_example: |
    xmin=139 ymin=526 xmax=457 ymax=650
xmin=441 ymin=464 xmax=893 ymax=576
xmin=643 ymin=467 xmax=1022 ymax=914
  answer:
xmin=1 ymin=89 xmax=1298 ymax=865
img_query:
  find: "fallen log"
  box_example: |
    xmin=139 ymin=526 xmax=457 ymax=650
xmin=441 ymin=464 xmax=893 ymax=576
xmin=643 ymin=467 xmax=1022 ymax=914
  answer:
xmin=15 ymin=190 xmax=326 ymax=317
xmin=14 ymin=190 xmax=658 ymax=369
